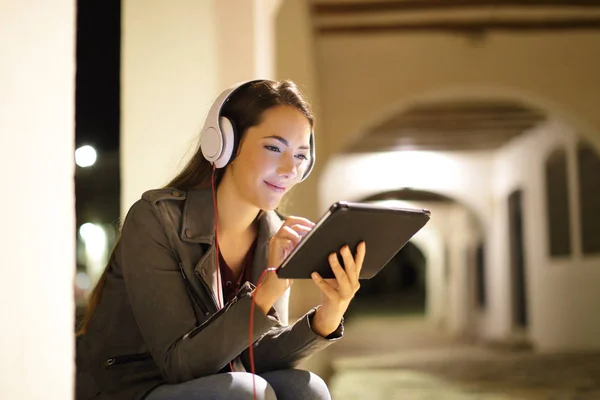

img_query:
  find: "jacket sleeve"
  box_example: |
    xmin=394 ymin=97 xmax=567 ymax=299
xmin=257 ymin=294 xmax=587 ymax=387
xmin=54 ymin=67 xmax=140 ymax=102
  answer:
xmin=240 ymin=307 xmax=344 ymax=373
xmin=117 ymin=199 xmax=280 ymax=383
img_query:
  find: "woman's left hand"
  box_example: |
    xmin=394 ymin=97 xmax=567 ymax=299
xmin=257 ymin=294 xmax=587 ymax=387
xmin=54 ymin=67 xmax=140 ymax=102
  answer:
xmin=310 ymin=241 xmax=366 ymax=337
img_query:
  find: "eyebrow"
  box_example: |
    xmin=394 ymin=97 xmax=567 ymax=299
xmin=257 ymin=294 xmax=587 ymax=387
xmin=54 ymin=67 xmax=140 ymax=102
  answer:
xmin=264 ymin=135 xmax=310 ymax=150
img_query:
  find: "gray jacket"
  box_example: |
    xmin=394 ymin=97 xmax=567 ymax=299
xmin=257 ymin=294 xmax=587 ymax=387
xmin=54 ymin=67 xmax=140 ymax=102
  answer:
xmin=76 ymin=188 xmax=343 ymax=400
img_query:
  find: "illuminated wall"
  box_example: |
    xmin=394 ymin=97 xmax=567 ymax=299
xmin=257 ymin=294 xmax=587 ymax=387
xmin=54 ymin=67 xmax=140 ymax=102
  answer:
xmin=0 ymin=1 xmax=76 ymax=398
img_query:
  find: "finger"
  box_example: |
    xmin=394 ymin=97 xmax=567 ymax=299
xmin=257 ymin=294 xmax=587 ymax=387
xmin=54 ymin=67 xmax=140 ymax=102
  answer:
xmin=340 ymin=245 xmax=358 ymax=284
xmin=283 ymin=216 xmax=315 ymax=229
xmin=324 ymin=278 xmax=339 ymax=290
xmin=311 ymin=272 xmax=339 ymax=301
xmin=355 ymin=241 xmax=366 ymax=278
xmin=279 ymin=238 xmax=295 ymax=259
xmin=329 ymin=252 xmax=351 ymax=291
xmin=277 ymin=226 xmax=302 ymax=246
xmin=269 ymin=236 xmax=295 ymax=258
xmin=289 ymin=224 xmax=312 ymax=238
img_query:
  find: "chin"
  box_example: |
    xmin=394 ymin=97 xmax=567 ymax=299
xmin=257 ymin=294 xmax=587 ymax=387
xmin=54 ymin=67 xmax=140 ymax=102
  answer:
xmin=259 ymin=199 xmax=281 ymax=212
xmin=249 ymin=182 xmax=290 ymax=211
xmin=256 ymin=193 xmax=284 ymax=212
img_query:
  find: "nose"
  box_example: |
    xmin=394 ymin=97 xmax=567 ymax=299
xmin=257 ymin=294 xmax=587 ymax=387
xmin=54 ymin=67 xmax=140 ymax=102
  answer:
xmin=276 ymin=154 xmax=298 ymax=179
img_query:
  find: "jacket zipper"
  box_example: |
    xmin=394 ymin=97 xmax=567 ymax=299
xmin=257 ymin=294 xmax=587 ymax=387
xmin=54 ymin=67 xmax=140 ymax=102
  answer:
xmin=182 ymin=294 xmax=240 ymax=340
xmin=195 ymin=269 xmax=219 ymax=312
xmin=104 ymin=352 xmax=152 ymax=368
xmin=177 ymin=261 xmax=213 ymax=316
xmin=182 ymin=283 xmax=254 ymax=340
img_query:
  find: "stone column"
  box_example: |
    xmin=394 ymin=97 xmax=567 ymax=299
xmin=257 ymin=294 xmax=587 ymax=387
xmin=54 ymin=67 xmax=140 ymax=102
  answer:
xmin=0 ymin=0 xmax=76 ymax=398
xmin=214 ymin=0 xmax=282 ymax=87
xmin=121 ymin=0 xmax=221 ymax=211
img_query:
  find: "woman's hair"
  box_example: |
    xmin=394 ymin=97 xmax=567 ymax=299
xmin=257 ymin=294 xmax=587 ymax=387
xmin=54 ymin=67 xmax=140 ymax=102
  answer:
xmin=76 ymin=80 xmax=314 ymax=336
xmin=167 ymin=79 xmax=314 ymax=190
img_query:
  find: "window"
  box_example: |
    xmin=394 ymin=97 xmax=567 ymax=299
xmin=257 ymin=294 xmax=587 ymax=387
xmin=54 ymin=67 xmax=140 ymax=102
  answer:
xmin=475 ymin=242 xmax=486 ymax=309
xmin=545 ymin=147 xmax=571 ymax=257
xmin=508 ymin=190 xmax=528 ymax=328
xmin=577 ymin=141 xmax=600 ymax=255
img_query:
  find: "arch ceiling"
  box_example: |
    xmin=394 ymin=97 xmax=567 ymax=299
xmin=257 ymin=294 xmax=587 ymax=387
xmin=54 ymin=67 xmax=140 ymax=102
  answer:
xmin=309 ymin=0 xmax=600 ymax=36
xmin=344 ymin=99 xmax=546 ymax=153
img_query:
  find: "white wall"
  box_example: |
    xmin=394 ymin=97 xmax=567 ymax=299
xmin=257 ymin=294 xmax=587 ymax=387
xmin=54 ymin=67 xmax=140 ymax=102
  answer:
xmin=320 ymin=150 xmax=494 ymax=225
xmin=121 ymin=0 xmax=220 ymax=212
xmin=493 ymin=119 xmax=600 ymax=350
xmin=216 ymin=0 xmax=281 ymax=87
xmin=0 ymin=1 xmax=75 ymax=398
xmin=442 ymin=205 xmax=478 ymax=336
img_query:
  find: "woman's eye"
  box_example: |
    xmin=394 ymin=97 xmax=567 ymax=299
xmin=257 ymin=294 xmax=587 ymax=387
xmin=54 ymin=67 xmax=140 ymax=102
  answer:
xmin=295 ymin=154 xmax=308 ymax=161
xmin=264 ymin=145 xmax=280 ymax=153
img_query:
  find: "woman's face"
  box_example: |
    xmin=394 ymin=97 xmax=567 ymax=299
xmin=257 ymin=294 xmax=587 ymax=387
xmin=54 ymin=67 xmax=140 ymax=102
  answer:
xmin=227 ymin=105 xmax=312 ymax=211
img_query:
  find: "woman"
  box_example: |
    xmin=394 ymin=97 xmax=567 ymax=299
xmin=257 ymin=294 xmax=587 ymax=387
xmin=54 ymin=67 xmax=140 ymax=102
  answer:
xmin=76 ymin=79 xmax=366 ymax=400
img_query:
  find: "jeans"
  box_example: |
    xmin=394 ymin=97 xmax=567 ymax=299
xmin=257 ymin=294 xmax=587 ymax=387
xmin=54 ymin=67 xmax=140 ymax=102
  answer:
xmin=145 ymin=369 xmax=331 ymax=400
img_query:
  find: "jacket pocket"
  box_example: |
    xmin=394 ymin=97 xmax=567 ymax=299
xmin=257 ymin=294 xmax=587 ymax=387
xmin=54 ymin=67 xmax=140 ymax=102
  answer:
xmin=103 ymin=352 xmax=152 ymax=368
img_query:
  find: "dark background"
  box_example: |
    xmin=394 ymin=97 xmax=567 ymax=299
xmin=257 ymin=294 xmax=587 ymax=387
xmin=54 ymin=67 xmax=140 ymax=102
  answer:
xmin=75 ymin=0 xmax=122 ymax=271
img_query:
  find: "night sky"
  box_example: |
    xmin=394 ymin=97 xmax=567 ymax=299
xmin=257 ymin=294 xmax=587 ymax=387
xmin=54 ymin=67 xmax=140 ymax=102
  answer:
xmin=75 ymin=0 xmax=121 ymax=153
xmin=74 ymin=0 xmax=122 ymax=246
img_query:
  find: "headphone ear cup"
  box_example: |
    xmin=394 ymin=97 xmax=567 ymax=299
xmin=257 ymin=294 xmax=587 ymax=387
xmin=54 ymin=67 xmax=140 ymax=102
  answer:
xmin=200 ymin=126 xmax=222 ymax=165
xmin=214 ymin=116 xmax=235 ymax=168
xmin=300 ymin=131 xmax=315 ymax=182
xmin=301 ymin=161 xmax=313 ymax=182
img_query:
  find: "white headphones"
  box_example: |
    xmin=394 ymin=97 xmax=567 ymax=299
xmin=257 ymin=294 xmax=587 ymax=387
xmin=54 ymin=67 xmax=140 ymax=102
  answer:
xmin=199 ymin=79 xmax=315 ymax=182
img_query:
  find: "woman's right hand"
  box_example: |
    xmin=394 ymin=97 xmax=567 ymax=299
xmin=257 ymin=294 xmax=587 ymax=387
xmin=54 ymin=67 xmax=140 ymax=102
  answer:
xmin=253 ymin=216 xmax=315 ymax=315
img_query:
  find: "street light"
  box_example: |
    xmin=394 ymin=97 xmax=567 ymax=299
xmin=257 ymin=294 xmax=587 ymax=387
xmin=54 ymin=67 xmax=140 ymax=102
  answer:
xmin=79 ymin=222 xmax=108 ymax=286
xmin=75 ymin=145 xmax=97 ymax=167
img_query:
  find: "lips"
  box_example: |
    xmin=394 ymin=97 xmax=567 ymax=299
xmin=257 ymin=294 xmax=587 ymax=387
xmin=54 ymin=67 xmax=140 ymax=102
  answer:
xmin=264 ymin=181 xmax=287 ymax=193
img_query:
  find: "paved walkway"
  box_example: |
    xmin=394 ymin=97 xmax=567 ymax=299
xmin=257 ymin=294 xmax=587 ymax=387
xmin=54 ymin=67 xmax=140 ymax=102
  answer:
xmin=320 ymin=314 xmax=600 ymax=400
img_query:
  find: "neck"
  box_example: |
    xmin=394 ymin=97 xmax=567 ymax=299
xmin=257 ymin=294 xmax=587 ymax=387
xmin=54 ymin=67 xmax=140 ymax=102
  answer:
xmin=214 ymin=170 xmax=260 ymax=237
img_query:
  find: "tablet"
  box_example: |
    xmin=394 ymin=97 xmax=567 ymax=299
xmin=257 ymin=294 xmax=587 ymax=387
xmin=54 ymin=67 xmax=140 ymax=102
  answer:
xmin=276 ymin=201 xmax=431 ymax=280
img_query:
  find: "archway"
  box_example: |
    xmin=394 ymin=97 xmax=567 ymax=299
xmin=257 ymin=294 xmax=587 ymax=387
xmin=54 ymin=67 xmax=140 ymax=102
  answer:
xmin=349 ymin=241 xmax=427 ymax=316
xmin=341 ymin=188 xmax=486 ymax=339
xmin=318 ymin=88 xmax=600 ymax=346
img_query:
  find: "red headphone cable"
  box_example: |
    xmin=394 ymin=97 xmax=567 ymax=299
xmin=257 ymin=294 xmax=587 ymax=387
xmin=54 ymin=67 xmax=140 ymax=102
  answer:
xmin=248 ymin=267 xmax=277 ymax=400
xmin=211 ymin=165 xmax=233 ymax=372
xmin=211 ymin=165 xmax=279 ymax=400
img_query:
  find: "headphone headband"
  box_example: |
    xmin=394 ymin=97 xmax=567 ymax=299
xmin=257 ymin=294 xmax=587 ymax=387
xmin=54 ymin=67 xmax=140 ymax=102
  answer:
xmin=199 ymin=79 xmax=315 ymax=181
